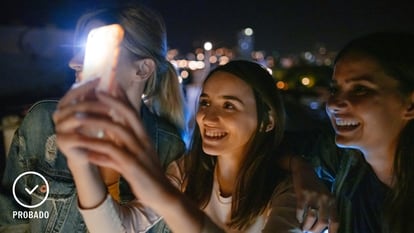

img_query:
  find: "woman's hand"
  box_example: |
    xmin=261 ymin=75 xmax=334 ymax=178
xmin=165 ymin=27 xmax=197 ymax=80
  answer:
xmin=290 ymin=156 xmax=339 ymax=233
xmin=53 ymin=79 xmax=102 ymax=167
xmin=53 ymin=79 xmax=112 ymax=209
xmin=55 ymin=88 xmax=171 ymax=205
xmin=55 ymin=90 xmax=213 ymax=233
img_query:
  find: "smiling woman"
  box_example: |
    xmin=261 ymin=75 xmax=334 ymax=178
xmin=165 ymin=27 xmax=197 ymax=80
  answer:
xmin=324 ymin=32 xmax=414 ymax=233
xmin=295 ymin=31 xmax=414 ymax=233
xmin=53 ymin=60 xmax=303 ymax=233
xmin=196 ymin=71 xmax=259 ymax=159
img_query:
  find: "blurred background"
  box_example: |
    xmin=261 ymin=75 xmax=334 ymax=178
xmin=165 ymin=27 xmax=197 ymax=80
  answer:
xmin=1 ymin=0 xmax=413 ymax=170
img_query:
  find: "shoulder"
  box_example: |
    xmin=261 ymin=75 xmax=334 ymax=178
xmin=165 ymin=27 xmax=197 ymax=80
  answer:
xmin=19 ymin=99 xmax=59 ymax=129
xmin=142 ymin=104 xmax=181 ymax=136
xmin=25 ymin=99 xmax=59 ymax=117
xmin=141 ymin=104 xmax=185 ymax=148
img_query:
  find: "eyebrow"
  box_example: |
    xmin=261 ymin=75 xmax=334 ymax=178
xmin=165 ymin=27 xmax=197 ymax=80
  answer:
xmin=199 ymin=93 xmax=245 ymax=105
xmin=331 ymin=74 xmax=375 ymax=85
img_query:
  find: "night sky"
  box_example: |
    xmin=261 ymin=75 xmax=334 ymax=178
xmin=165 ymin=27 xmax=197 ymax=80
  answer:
xmin=1 ymin=0 xmax=414 ymax=54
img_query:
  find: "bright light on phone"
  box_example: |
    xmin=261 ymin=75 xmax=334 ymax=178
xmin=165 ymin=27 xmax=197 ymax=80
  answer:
xmin=82 ymin=24 xmax=124 ymax=93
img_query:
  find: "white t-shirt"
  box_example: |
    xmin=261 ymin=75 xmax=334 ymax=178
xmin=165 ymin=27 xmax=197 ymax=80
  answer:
xmin=79 ymin=160 xmax=301 ymax=233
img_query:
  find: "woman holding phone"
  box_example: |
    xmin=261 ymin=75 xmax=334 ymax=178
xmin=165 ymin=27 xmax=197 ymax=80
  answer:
xmin=0 ymin=3 xmax=186 ymax=232
xmin=53 ymin=60 xmax=303 ymax=233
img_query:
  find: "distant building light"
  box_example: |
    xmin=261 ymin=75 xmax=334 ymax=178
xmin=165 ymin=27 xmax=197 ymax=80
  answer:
xmin=204 ymin=41 xmax=213 ymax=51
xmin=241 ymin=42 xmax=250 ymax=50
xmin=310 ymin=101 xmax=319 ymax=110
xmin=219 ymin=56 xmax=229 ymax=65
xmin=304 ymin=52 xmax=313 ymax=60
xmin=178 ymin=59 xmax=188 ymax=68
xmin=196 ymin=53 xmax=204 ymax=60
xmin=244 ymin=28 xmax=253 ymax=36
xmin=301 ymin=77 xmax=311 ymax=86
xmin=276 ymin=81 xmax=286 ymax=89
xmin=209 ymin=56 xmax=218 ymax=64
xmin=188 ymin=61 xmax=198 ymax=70
xmin=180 ymin=70 xmax=189 ymax=78
xmin=196 ymin=61 xmax=205 ymax=69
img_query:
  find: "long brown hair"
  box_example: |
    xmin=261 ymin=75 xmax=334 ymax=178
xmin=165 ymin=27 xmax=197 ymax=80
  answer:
xmin=335 ymin=31 xmax=414 ymax=233
xmin=184 ymin=60 xmax=287 ymax=230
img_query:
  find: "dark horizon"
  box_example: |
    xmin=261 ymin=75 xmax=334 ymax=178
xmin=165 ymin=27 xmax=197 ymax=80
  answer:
xmin=1 ymin=0 xmax=413 ymax=55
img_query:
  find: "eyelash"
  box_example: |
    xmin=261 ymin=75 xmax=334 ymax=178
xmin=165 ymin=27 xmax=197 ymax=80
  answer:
xmin=223 ymin=102 xmax=235 ymax=110
xmin=199 ymin=99 xmax=210 ymax=107
xmin=329 ymin=85 xmax=371 ymax=96
xmin=351 ymin=85 xmax=370 ymax=95
xmin=198 ymin=100 xmax=236 ymax=110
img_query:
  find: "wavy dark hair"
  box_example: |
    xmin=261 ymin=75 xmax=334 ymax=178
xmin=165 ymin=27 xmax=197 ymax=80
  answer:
xmin=334 ymin=31 xmax=414 ymax=233
xmin=183 ymin=60 xmax=287 ymax=230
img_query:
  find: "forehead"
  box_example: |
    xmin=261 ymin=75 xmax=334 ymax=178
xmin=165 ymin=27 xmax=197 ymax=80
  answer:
xmin=333 ymin=55 xmax=398 ymax=87
xmin=203 ymin=71 xmax=254 ymax=96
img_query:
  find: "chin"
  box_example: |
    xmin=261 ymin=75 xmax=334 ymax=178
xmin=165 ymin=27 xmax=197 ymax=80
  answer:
xmin=202 ymin=145 xmax=220 ymax=156
xmin=335 ymin=135 xmax=355 ymax=148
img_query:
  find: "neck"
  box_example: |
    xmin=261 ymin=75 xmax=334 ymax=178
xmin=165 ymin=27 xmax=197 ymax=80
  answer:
xmin=216 ymin=156 xmax=243 ymax=197
xmin=362 ymin=145 xmax=395 ymax=187
xmin=124 ymin=84 xmax=144 ymax=113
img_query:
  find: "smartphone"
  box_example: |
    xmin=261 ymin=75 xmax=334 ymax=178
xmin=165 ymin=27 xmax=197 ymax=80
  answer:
xmin=81 ymin=24 xmax=124 ymax=95
xmin=76 ymin=24 xmax=125 ymax=139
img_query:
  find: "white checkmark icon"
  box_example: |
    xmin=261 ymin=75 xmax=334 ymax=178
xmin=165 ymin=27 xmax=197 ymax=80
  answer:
xmin=25 ymin=185 xmax=39 ymax=195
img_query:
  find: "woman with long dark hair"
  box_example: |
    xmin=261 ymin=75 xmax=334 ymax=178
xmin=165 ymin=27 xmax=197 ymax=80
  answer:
xmin=54 ymin=60 xmax=302 ymax=232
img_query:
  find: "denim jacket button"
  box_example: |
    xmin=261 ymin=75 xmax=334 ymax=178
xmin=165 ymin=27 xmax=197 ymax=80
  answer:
xmin=40 ymin=184 xmax=47 ymax=193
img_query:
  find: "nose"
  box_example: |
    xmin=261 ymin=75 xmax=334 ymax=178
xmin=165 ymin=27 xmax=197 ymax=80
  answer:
xmin=68 ymin=52 xmax=83 ymax=72
xmin=325 ymin=92 xmax=348 ymax=114
xmin=197 ymin=106 xmax=220 ymax=125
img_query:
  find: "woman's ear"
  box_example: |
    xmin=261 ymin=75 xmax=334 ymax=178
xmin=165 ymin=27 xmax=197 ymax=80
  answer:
xmin=261 ymin=110 xmax=275 ymax=132
xmin=403 ymin=92 xmax=414 ymax=120
xmin=134 ymin=58 xmax=155 ymax=81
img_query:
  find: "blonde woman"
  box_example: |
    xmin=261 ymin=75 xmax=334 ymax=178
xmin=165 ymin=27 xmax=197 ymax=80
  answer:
xmin=0 ymin=3 xmax=186 ymax=232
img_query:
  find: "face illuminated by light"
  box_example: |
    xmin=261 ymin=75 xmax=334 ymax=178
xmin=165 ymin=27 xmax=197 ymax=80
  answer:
xmin=326 ymin=54 xmax=411 ymax=153
xmin=68 ymin=20 xmax=141 ymax=91
xmin=196 ymin=71 xmax=258 ymax=159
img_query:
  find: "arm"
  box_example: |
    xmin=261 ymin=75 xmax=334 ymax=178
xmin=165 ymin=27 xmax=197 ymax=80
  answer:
xmin=53 ymin=86 xmax=226 ymax=233
xmin=277 ymin=128 xmax=340 ymax=232
xmin=262 ymin=178 xmax=301 ymax=233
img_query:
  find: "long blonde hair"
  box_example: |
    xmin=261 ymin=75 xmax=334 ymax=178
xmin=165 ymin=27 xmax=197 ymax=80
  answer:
xmin=74 ymin=3 xmax=185 ymax=131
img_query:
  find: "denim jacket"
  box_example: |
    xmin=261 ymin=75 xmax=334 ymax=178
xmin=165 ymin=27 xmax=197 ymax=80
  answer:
xmin=0 ymin=100 xmax=185 ymax=233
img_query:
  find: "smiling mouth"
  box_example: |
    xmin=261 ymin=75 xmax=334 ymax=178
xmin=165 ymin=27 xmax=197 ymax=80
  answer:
xmin=204 ymin=130 xmax=228 ymax=140
xmin=335 ymin=119 xmax=360 ymax=131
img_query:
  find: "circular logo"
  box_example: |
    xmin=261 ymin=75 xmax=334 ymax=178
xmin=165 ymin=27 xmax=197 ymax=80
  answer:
xmin=12 ymin=171 xmax=49 ymax=208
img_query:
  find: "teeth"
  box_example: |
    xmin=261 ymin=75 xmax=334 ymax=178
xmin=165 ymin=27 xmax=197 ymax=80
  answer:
xmin=205 ymin=130 xmax=227 ymax=138
xmin=336 ymin=119 xmax=359 ymax=126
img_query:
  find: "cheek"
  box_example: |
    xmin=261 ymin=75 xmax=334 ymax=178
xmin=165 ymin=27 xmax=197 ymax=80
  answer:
xmin=195 ymin=111 xmax=203 ymax=127
xmin=230 ymin=114 xmax=257 ymax=139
